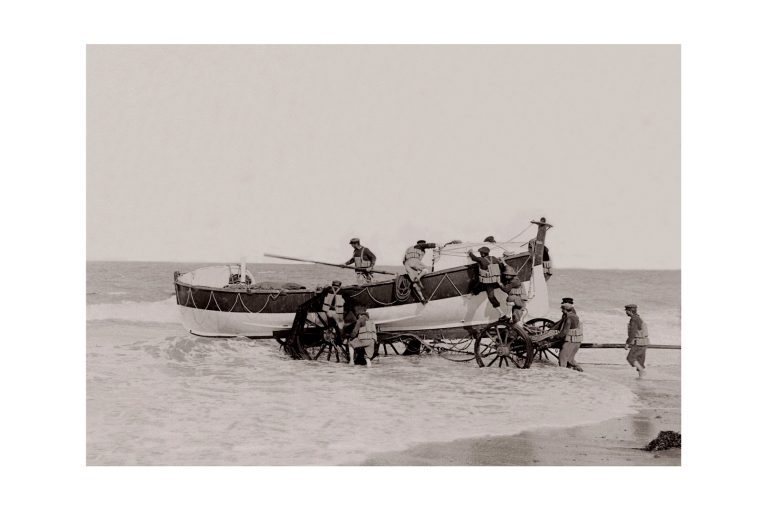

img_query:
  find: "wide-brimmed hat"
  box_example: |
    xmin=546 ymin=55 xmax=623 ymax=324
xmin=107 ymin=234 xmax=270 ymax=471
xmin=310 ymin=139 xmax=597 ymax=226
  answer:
xmin=349 ymin=237 xmax=360 ymax=244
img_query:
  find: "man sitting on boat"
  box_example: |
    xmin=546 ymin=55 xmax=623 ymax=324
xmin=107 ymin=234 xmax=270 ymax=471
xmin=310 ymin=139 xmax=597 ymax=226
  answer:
xmin=348 ymin=307 xmax=377 ymax=367
xmin=345 ymin=238 xmax=377 ymax=284
xmin=468 ymin=246 xmax=509 ymax=321
xmin=402 ymin=239 xmax=437 ymax=304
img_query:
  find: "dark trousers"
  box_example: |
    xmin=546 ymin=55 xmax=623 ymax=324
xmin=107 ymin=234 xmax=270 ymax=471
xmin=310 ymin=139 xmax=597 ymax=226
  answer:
xmin=473 ymin=282 xmax=501 ymax=307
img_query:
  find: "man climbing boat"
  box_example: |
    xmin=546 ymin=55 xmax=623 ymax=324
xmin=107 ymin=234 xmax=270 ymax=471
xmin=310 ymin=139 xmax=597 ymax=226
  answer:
xmin=173 ymin=217 xmax=553 ymax=340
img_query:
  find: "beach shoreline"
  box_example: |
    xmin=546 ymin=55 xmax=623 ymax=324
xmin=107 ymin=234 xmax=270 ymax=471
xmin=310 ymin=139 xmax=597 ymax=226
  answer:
xmin=362 ymin=357 xmax=681 ymax=466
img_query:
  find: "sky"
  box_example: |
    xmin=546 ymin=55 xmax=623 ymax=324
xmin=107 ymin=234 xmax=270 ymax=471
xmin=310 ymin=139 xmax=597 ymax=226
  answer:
xmin=87 ymin=45 xmax=679 ymax=268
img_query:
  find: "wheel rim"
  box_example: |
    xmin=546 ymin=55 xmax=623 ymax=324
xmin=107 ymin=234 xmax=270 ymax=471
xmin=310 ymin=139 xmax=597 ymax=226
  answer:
xmin=301 ymin=312 xmax=349 ymax=363
xmin=475 ymin=322 xmax=533 ymax=369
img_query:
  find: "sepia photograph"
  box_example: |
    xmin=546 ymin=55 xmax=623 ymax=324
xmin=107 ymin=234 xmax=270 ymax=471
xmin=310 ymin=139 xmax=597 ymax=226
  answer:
xmin=86 ymin=44 xmax=681 ymax=466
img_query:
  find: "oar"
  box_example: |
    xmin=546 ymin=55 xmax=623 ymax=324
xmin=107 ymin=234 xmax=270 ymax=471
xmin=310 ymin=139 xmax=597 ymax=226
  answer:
xmin=263 ymin=253 xmax=397 ymax=275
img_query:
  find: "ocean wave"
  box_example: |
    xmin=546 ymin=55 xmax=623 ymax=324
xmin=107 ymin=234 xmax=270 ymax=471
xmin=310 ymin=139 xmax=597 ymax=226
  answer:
xmin=86 ymin=296 xmax=180 ymax=323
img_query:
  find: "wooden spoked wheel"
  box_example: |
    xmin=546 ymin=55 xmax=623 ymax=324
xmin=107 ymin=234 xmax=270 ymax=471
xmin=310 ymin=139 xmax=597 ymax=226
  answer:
xmin=300 ymin=312 xmax=349 ymax=363
xmin=474 ymin=322 xmax=534 ymax=368
xmin=525 ymin=317 xmax=559 ymax=363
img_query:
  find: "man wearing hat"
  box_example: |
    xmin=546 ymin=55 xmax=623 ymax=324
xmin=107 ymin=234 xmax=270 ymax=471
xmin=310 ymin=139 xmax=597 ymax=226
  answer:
xmin=402 ymin=239 xmax=437 ymax=303
xmin=551 ymin=298 xmax=574 ymax=331
xmin=344 ymin=238 xmax=377 ymax=284
xmin=624 ymin=304 xmax=649 ymax=377
xmin=468 ymin=246 xmax=508 ymax=320
xmin=554 ymin=301 xmax=583 ymax=372
xmin=321 ymin=280 xmax=345 ymax=326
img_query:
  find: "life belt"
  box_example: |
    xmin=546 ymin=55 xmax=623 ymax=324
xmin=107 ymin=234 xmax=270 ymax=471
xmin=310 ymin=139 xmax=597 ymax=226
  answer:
xmin=505 ymin=284 xmax=525 ymax=301
xmin=565 ymin=324 xmax=583 ymax=343
xmin=354 ymin=246 xmax=373 ymax=269
xmin=631 ymin=321 xmax=650 ymax=346
xmin=322 ymin=287 xmax=345 ymax=315
xmin=478 ymin=257 xmax=501 ymax=284
xmin=356 ymin=320 xmax=378 ymax=343
xmin=403 ymin=246 xmax=425 ymax=264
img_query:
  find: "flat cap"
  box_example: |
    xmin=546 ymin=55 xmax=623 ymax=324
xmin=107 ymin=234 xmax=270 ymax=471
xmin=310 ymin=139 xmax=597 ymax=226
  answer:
xmin=478 ymin=246 xmax=491 ymax=254
xmin=349 ymin=237 xmax=360 ymax=244
xmin=561 ymin=297 xmax=574 ymax=304
xmin=331 ymin=280 xmax=342 ymax=286
xmin=624 ymin=304 xmax=638 ymax=310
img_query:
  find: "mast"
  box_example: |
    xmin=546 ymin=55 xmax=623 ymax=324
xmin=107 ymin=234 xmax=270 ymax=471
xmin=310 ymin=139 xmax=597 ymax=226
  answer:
xmin=530 ymin=217 xmax=552 ymax=266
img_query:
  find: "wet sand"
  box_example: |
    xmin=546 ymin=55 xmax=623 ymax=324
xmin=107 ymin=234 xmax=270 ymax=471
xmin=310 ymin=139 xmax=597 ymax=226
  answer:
xmin=362 ymin=355 xmax=681 ymax=466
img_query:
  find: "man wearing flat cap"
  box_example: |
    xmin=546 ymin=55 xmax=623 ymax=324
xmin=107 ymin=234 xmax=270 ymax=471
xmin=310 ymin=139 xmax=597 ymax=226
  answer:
xmin=468 ymin=246 xmax=508 ymax=320
xmin=624 ymin=304 xmax=649 ymax=377
xmin=554 ymin=301 xmax=583 ymax=371
xmin=345 ymin=238 xmax=377 ymax=284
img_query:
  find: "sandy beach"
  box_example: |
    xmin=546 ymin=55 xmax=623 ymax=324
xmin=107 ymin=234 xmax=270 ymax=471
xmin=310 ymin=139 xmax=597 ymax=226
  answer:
xmin=363 ymin=350 xmax=681 ymax=466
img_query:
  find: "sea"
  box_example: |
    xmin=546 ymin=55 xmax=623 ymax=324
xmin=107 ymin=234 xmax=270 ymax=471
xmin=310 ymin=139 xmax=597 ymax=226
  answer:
xmin=86 ymin=262 xmax=680 ymax=465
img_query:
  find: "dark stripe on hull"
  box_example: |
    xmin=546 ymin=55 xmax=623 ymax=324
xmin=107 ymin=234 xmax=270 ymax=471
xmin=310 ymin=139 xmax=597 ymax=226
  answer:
xmin=175 ymin=252 xmax=533 ymax=315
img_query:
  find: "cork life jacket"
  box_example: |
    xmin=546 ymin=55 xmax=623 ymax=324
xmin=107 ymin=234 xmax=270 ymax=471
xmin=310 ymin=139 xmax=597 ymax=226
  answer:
xmin=322 ymin=286 xmax=345 ymax=315
xmin=564 ymin=312 xmax=583 ymax=343
xmin=354 ymin=246 xmax=373 ymax=269
xmin=403 ymin=246 xmax=425 ymax=264
xmin=478 ymin=256 xmax=502 ymax=284
xmin=629 ymin=317 xmax=649 ymax=346
xmin=355 ymin=318 xmax=377 ymax=343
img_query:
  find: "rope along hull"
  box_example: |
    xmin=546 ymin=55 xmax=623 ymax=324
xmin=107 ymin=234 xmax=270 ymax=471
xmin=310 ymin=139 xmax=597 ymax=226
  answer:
xmin=174 ymin=252 xmax=548 ymax=338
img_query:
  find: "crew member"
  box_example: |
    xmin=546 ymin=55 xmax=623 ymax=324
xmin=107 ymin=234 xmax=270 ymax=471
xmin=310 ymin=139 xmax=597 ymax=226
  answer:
xmin=551 ymin=297 xmax=574 ymax=330
xmin=468 ymin=246 xmax=507 ymax=320
xmin=554 ymin=302 xmax=583 ymax=372
xmin=321 ymin=280 xmax=345 ymax=326
xmin=528 ymin=239 xmax=553 ymax=279
xmin=345 ymin=238 xmax=376 ymax=284
xmin=624 ymin=304 xmax=649 ymax=378
xmin=402 ymin=239 xmax=437 ymax=304
xmin=348 ymin=307 xmax=377 ymax=367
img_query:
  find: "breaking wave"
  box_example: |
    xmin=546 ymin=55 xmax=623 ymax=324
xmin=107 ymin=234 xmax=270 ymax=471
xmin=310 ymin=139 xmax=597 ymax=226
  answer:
xmin=87 ymin=296 xmax=180 ymax=323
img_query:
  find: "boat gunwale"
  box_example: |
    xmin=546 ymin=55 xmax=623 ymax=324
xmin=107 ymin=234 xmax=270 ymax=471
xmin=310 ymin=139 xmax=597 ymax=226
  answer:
xmin=174 ymin=251 xmax=532 ymax=294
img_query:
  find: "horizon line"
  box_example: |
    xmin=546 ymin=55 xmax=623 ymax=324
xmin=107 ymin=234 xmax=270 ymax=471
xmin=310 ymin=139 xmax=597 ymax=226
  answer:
xmin=84 ymin=259 xmax=681 ymax=271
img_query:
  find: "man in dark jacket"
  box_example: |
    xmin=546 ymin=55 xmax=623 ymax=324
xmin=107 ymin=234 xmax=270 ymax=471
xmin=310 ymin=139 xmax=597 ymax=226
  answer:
xmin=468 ymin=246 xmax=507 ymax=320
xmin=345 ymin=238 xmax=376 ymax=284
xmin=554 ymin=302 xmax=583 ymax=372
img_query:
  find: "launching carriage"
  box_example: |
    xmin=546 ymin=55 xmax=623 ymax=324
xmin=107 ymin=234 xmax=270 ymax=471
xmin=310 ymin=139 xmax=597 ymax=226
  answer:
xmin=174 ymin=217 xmax=562 ymax=368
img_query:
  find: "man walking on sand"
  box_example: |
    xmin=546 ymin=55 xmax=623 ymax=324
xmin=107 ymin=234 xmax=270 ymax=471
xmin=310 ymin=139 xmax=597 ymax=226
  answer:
xmin=624 ymin=304 xmax=649 ymax=377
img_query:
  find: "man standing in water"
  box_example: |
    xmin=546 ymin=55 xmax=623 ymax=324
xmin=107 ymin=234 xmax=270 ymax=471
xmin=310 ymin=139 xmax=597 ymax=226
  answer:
xmin=624 ymin=304 xmax=649 ymax=378
xmin=345 ymin=238 xmax=376 ymax=284
xmin=348 ymin=307 xmax=377 ymax=367
xmin=554 ymin=302 xmax=583 ymax=372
